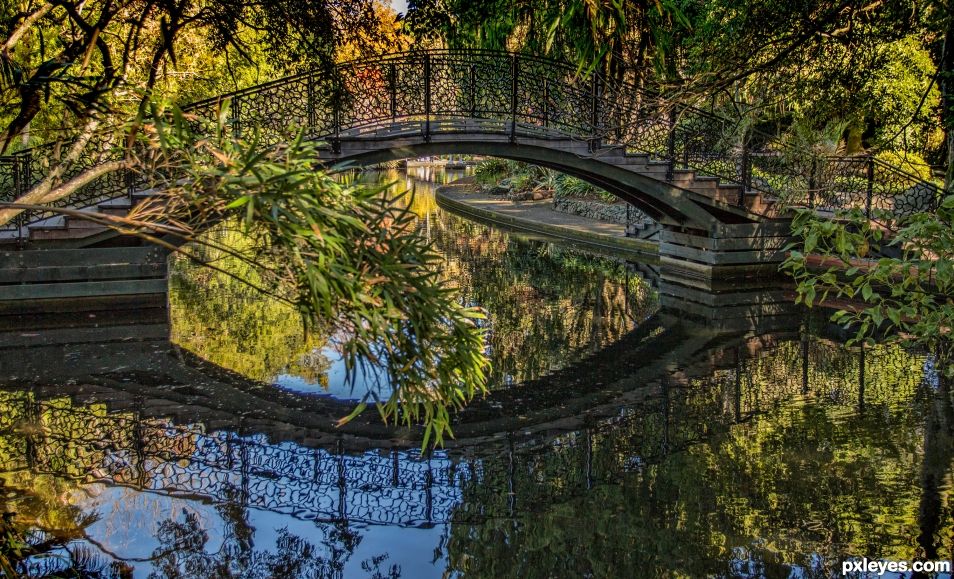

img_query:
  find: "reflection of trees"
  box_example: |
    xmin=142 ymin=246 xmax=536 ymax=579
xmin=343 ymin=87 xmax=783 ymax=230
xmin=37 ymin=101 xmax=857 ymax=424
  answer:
xmin=170 ymin=170 xmax=658 ymax=392
xmin=429 ymin=213 xmax=658 ymax=387
xmin=0 ymin=327 xmax=950 ymax=576
xmin=169 ymin=227 xmax=334 ymax=385
xmin=148 ymin=506 xmax=395 ymax=579
xmin=444 ymin=338 xmax=951 ymax=577
xmin=915 ymin=374 xmax=954 ymax=572
xmin=0 ymin=391 xmax=132 ymax=578
xmin=356 ymin=168 xmax=660 ymax=387
xmin=0 ymin=391 xmax=411 ymax=577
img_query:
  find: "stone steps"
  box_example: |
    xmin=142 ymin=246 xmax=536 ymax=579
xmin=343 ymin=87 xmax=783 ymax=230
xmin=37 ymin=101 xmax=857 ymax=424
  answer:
xmin=20 ymin=195 xmax=138 ymax=245
xmin=0 ymin=245 xmax=169 ymax=302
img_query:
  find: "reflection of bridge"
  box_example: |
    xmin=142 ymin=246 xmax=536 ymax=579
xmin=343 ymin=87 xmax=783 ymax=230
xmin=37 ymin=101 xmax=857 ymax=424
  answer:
xmin=1 ymin=392 xmax=466 ymax=527
xmin=0 ymin=50 xmax=942 ymax=300
xmin=0 ymin=293 xmax=928 ymax=530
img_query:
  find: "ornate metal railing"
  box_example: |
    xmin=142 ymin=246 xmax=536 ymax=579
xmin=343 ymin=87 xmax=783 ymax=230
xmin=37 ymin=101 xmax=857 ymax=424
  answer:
xmin=0 ymin=49 xmax=944 ymax=240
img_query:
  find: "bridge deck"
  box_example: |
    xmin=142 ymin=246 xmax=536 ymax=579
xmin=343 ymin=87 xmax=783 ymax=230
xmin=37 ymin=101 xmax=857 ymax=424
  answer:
xmin=0 ymin=49 xmax=940 ymax=294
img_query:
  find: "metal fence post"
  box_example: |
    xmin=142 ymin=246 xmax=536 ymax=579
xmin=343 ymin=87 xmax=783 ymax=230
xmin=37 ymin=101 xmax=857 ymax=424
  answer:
xmin=589 ymin=72 xmax=600 ymax=151
xmin=125 ymin=167 xmax=135 ymax=205
xmin=388 ymin=62 xmax=397 ymax=121
xmin=739 ymin=139 xmax=750 ymax=207
xmin=469 ymin=63 xmax=477 ymax=119
xmin=12 ymin=156 xmax=23 ymax=245
xmin=543 ymin=79 xmax=549 ymax=129
xmin=666 ymin=108 xmax=676 ymax=181
xmin=336 ymin=439 xmax=347 ymax=521
xmin=21 ymin=152 xmax=31 ymax=195
xmin=11 ymin=154 xmax=21 ymax=200
xmin=307 ymin=74 xmax=317 ymax=129
xmin=510 ymin=54 xmax=518 ymax=143
xmin=231 ymin=96 xmax=241 ymax=141
xmin=391 ymin=449 xmax=400 ymax=487
xmin=424 ymin=54 xmax=431 ymax=142
xmin=865 ymin=156 xmax=875 ymax=220
xmin=332 ymin=75 xmax=341 ymax=154
xmin=20 ymin=153 xmax=31 ymax=246
xmin=425 ymin=454 xmax=434 ymax=524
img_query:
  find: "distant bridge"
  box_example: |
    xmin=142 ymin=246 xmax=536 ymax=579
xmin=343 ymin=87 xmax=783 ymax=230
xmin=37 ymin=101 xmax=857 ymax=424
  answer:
xmin=0 ymin=49 xmax=943 ymax=296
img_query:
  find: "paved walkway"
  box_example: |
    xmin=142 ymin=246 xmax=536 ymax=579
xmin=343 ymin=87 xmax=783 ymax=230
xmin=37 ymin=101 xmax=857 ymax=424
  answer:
xmin=436 ymin=185 xmax=658 ymax=258
xmin=442 ymin=187 xmax=628 ymax=235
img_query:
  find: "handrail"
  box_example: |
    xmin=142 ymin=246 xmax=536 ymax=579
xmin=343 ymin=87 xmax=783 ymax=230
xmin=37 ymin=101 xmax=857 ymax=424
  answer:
xmin=0 ymin=49 xmax=943 ymax=240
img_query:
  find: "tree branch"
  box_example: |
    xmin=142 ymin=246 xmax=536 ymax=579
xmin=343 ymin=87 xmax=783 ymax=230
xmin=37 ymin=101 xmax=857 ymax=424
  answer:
xmin=2 ymin=3 xmax=54 ymax=55
xmin=0 ymin=156 xmax=124 ymax=227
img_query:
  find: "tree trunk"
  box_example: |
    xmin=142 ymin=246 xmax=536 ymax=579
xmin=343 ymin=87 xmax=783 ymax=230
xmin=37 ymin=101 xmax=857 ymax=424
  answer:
xmin=912 ymin=372 xmax=954 ymax=578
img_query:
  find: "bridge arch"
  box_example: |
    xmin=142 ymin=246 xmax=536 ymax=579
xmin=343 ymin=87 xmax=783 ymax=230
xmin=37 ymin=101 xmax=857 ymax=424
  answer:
xmin=326 ymin=139 xmax=722 ymax=228
xmin=177 ymin=49 xmax=773 ymax=232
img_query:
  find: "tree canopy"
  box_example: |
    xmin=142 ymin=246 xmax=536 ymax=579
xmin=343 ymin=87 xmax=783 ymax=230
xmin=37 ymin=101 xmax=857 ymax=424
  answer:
xmin=406 ymin=0 xmax=952 ymax=176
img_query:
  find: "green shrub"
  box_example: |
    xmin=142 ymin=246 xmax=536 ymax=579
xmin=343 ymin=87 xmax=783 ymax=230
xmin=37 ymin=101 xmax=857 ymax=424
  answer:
xmin=554 ymin=174 xmax=616 ymax=203
xmin=474 ymin=158 xmax=513 ymax=185
xmin=875 ymin=150 xmax=934 ymax=187
xmin=474 ymin=159 xmax=555 ymax=193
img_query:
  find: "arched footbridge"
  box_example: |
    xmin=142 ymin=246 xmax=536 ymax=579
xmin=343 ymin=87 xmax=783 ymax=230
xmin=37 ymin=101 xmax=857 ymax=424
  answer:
xmin=0 ymin=49 xmax=943 ymax=296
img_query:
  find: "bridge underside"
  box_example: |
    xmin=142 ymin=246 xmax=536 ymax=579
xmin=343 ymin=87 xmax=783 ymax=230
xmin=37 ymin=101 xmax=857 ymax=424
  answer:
xmin=326 ymin=139 xmax=700 ymax=228
xmin=317 ymin=130 xmax=759 ymax=232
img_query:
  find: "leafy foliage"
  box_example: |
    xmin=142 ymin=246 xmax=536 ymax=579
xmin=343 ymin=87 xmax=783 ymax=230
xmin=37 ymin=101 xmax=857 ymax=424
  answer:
xmin=0 ymin=0 xmax=395 ymax=151
xmin=473 ymin=158 xmax=519 ymax=186
xmin=474 ymin=158 xmax=618 ymax=202
xmin=782 ymin=200 xmax=954 ymax=376
xmin=128 ymin=105 xmax=489 ymax=446
xmin=407 ymin=0 xmax=951 ymax=177
xmin=406 ymin=0 xmax=687 ymax=80
xmin=169 ymin=227 xmax=335 ymax=386
xmin=554 ymin=174 xmax=617 ymax=203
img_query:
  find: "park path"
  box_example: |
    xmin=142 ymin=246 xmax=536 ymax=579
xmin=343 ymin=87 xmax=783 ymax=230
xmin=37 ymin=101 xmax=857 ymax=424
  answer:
xmin=436 ymin=184 xmax=658 ymax=258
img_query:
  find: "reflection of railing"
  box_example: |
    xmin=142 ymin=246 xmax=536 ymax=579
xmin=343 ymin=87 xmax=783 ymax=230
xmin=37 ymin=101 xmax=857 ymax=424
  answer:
xmin=0 ymin=50 xmax=943 ymax=240
xmin=0 ymin=337 xmax=926 ymax=529
xmin=457 ymin=339 xmax=927 ymax=516
xmin=1 ymin=396 xmax=466 ymax=527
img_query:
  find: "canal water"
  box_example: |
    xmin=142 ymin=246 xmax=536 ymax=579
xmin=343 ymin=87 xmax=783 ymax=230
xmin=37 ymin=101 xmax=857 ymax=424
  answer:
xmin=0 ymin=167 xmax=951 ymax=578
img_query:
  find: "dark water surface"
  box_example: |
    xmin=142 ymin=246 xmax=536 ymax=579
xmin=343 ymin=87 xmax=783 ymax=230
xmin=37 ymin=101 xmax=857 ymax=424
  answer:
xmin=0 ymin=167 xmax=952 ymax=578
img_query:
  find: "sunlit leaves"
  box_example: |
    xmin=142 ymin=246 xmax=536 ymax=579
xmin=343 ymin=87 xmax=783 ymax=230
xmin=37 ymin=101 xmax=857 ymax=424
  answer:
xmin=137 ymin=103 xmax=489 ymax=446
xmin=781 ymin=197 xmax=954 ymax=376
